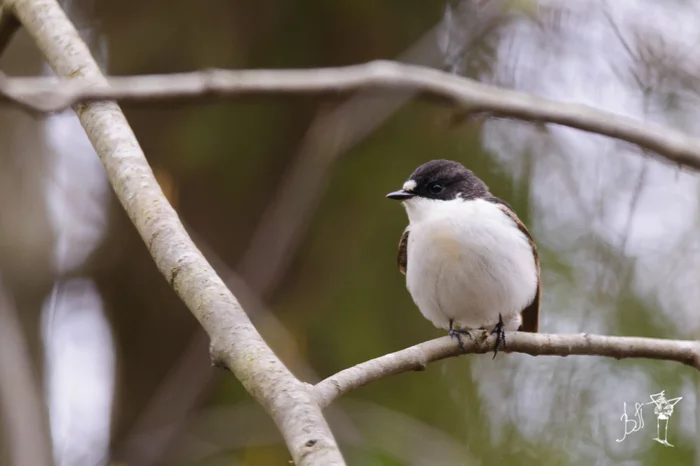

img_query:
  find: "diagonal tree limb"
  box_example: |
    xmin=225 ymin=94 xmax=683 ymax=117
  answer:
xmin=118 ymin=225 xmax=372 ymax=466
xmin=313 ymin=332 xmax=700 ymax=409
xmin=10 ymin=0 xmax=345 ymax=464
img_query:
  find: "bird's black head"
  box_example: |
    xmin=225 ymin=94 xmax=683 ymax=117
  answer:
xmin=386 ymin=160 xmax=489 ymax=202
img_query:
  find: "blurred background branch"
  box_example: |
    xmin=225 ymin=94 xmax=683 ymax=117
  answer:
xmin=117 ymin=225 xmax=373 ymax=466
xmin=240 ymin=0 xmax=508 ymax=295
xmin=0 ymin=276 xmax=52 ymax=466
xmin=0 ymin=3 xmax=19 ymax=57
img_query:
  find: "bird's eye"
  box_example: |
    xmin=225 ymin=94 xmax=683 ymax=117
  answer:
xmin=428 ymin=183 xmax=444 ymax=194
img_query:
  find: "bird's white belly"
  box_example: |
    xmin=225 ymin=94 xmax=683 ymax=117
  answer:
xmin=404 ymin=199 xmax=537 ymax=331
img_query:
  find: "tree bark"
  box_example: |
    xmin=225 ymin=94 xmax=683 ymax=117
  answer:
xmin=9 ymin=0 xmax=345 ymax=463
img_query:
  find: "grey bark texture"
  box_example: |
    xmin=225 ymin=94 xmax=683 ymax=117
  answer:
xmin=9 ymin=0 xmax=345 ymax=464
xmin=2 ymin=62 xmax=700 ymax=170
xmin=314 ymin=332 xmax=700 ymax=408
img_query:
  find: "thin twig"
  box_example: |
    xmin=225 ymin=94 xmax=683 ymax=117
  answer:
xmin=314 ymin=332 xmax=700 ymax=408
xmin=1 ymin=61 xmax=700 ymax=170
xmin=11 ymin=0 xmax=345 ymax=464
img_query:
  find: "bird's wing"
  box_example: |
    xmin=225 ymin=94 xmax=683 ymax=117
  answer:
xmin=397 ymin=227 xmax=410 ymax=276
xmin=489 ymin=197 xmax=540 ymax=333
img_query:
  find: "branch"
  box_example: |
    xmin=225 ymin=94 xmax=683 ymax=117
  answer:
xmin=10 ymin=0 xmax=345 ymax=464
xmin=313 ymin=332 xmax=700 ymax=408
xmin=2 ymin=62 xmax=700 ymax=170
xmin=117 ymin=225 xmax=370 ymax=465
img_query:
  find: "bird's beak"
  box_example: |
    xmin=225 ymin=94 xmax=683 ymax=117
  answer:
xmin=386 ymin=190 xmax=415 ymax=201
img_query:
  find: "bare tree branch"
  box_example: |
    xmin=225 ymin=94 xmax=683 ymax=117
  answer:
xmin=1 ymin=61 xmax=700 ymax=170
xmin=10 ymin=0 xmax=345 ymax=464
xmin=313 ymin=332 xmax=700 ymax=408
xmin=0 ymin=277 xmax=53 ymax=466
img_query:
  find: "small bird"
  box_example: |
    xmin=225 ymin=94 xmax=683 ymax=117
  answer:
xmin=386 ymin=160 xmax=540 ymax=356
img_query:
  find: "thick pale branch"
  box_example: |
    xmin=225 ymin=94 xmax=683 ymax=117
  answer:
xmin=11 ymin=0 xmax=344 ymax=464
xmin=313 ymin=332 xmax=700 ymax=408
xmin=2 ymin=61 xmax=700 ymax=170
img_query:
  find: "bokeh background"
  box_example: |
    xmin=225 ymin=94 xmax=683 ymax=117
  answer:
xmin=0 ymin=0 xmax=699 ymax=465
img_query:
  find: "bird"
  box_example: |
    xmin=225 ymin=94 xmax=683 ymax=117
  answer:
xmin=386 ymin=159 xmax=540 ymax=357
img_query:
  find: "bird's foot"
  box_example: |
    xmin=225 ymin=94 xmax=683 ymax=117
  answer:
xmin=448 ymin=319 xmax=473 ymax=354
xmin=490 ymin=314 xmax=506 ymax=359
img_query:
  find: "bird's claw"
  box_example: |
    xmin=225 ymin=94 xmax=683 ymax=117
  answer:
xmin=490 ymin=313 xmax=506 ymax=359
xmin=448 ymin=319 xmax=473 ymax=354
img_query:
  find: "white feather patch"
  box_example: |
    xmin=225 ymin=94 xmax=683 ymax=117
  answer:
xmin=402 ymin=198 xmax=537 ymax=330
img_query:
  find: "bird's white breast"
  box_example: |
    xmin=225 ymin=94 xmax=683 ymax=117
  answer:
xmin=403 ymin=197 xmax=537 ymax=330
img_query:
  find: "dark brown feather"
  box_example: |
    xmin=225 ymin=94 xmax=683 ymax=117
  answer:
xmin=397 ymin=228 xmax=409 ymax=276
xmin=489 ymin=200 xmax=540 ymax=333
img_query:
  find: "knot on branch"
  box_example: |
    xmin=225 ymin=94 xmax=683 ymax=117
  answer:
xmin=208 ymin=340 xmax=228 ymax=369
